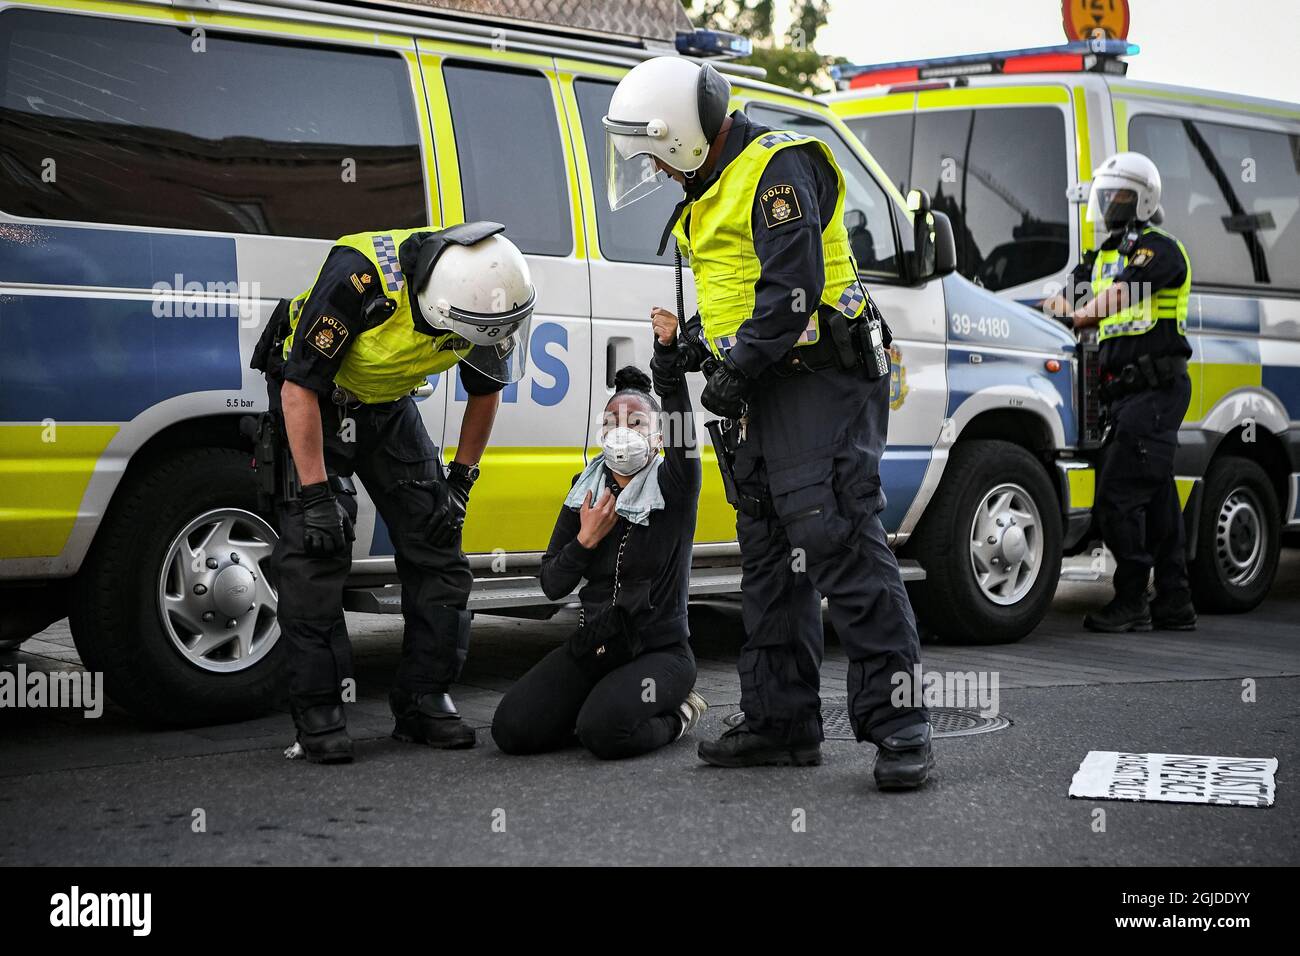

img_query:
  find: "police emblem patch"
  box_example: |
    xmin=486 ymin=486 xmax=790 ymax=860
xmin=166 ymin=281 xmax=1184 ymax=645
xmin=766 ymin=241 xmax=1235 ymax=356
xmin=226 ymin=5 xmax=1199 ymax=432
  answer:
xmin=759 ymin=183 xmax=802 ymax=228
xmin=889 ymin=346 xmax=909 ymax=410
xmin=305 ymin=314 xmax=349 ymax=358
xmin=1130 ymin=248 xmax=1155 ymax=268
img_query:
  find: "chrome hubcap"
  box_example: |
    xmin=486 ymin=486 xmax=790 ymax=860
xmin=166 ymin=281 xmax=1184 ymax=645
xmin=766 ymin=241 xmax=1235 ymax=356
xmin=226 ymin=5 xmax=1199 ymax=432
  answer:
xmin=1215 ymin=486 xmax=1264 ymax=588
xmin=157 ymin=508 xmax=279 ymax=673
xmin=969 ymin=483 xmax=1043 ymax=606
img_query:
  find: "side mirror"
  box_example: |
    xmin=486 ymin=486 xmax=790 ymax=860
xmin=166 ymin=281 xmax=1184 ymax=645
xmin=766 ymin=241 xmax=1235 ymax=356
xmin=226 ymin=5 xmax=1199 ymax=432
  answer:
xmin=931 ymin=211 xmax=956 ymax=277
xmin=909 ymin=189 xmax=956 ymax=282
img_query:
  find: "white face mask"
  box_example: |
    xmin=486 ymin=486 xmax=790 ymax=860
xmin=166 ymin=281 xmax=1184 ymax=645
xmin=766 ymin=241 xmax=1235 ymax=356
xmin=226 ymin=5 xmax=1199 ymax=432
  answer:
xmin=601 ymin=426 xmax=655 ymax=476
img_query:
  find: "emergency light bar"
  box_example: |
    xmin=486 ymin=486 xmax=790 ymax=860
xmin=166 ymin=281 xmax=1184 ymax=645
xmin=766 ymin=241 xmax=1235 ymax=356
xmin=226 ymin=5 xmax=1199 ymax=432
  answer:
xmin=676 ymin=28 xmax=752 ymax=59
xmin=833 ymin=40 xmax=1138 ymax=90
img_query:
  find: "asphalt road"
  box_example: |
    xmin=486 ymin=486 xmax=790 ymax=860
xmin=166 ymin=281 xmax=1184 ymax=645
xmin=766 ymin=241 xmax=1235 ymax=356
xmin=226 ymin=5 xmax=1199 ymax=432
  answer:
xmin=2 ymin=553 xmax=1297 ymax=866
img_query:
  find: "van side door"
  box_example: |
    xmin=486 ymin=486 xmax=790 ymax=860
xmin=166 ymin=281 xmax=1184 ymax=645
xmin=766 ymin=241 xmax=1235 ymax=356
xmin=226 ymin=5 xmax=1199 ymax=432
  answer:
xmin=414 ymin=39 xmax=592 ymax=555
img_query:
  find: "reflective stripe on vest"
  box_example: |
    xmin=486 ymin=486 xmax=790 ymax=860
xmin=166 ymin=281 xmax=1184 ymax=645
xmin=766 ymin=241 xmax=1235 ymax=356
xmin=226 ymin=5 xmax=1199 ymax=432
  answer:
xmin=670 ymin=130 xmax=866 ymax=357
xmin=283 ymin=228 xmax=464 ymax=404
xmin=1091 ymin=225 xmax=1191 ymax=342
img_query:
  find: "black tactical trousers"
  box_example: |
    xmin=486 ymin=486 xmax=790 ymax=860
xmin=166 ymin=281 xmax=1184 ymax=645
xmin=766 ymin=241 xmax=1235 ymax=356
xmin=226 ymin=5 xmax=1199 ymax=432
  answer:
xmin=267 ymin=380 xmax=472 ymax=716
xmin=1096 ymin=373 xmax=1193 ymax=603
xmin=730 ymin=364 xmax=927 ymax=745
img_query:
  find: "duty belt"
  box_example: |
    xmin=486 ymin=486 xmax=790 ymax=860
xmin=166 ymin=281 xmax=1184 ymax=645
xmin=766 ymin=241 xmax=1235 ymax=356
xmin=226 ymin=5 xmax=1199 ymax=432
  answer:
xmin=1100 ymin=354 xmax=1188 ymax=403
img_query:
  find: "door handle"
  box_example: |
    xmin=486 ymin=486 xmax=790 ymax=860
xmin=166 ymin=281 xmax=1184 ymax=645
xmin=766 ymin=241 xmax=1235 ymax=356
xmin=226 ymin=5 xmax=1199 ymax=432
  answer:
xmin=605 ymin=336 xmax=635 ymax=388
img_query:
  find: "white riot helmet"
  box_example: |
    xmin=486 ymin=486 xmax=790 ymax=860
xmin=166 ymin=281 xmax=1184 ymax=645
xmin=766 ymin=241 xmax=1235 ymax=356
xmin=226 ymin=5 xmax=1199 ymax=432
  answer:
xmin=1087 ymin=151 xmax=1162 ymax=232
xmin=413 ymin=222 xmax=535 ymax=384
xmin=601 ymin=56 xmax=732 ymax=210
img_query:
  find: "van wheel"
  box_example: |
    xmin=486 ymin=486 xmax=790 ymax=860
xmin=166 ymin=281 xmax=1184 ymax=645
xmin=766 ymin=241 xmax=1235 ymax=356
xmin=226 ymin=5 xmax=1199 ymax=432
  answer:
xmin=1188 ymin=456 xmax=1280 ymax=613
xmin=904 ymin=440 xmax=1061 ymax=644
xmin=70 ymin=448 xmax=284 ymax=725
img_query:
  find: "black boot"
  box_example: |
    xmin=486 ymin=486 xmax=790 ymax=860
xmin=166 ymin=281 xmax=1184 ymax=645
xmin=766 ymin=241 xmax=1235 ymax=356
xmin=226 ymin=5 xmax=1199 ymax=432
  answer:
xmin=697 ymin=721 xmax=821 ymax=768
xmin=291 ymin=703 xmax=354 ymax=764
xmin=1151 ymin=595 xmax=1197 ymax=631
xmin=1083 ymin=594 xmax=1152 ymax=633
xmin=390 ymin=689 xmax=476 ymax=749
xmin=873 ymin=722 xmax=933 ymax=791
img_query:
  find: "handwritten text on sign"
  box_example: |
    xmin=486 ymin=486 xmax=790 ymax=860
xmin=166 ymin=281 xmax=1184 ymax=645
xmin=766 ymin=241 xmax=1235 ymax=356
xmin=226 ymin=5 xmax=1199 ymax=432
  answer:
xmin=1068 ymin=752 xmax=1277 ymax=807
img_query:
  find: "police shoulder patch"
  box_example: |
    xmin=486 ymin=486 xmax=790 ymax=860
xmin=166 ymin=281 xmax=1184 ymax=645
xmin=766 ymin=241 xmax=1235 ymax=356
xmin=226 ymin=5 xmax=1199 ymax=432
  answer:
xmin=1130 ymin=248 xmax=1155 ymax=268
xmin=758 ymin=183 xmax=803 ymax=228
xmin=305 ymin=314 xmax=349 ymax=359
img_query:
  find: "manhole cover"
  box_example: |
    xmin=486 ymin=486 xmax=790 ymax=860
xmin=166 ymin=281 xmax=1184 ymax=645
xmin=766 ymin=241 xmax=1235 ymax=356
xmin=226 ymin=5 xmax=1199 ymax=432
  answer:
xmin=722 ymin=701 xmax=1010 ymax=740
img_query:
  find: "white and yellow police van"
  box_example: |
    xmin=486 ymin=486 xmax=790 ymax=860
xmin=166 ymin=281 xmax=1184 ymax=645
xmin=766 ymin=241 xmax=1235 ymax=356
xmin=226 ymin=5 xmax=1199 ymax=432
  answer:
xmin=1 ymin=0 xmax=1092 ymax=723
xmin=828 ymin=40 xmax=1300 ymax=620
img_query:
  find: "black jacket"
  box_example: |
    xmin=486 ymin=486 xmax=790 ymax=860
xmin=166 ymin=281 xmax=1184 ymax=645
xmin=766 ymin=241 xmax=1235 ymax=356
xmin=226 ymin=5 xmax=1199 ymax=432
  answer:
xmin=538 ymin=368 xmax=701 ymax=650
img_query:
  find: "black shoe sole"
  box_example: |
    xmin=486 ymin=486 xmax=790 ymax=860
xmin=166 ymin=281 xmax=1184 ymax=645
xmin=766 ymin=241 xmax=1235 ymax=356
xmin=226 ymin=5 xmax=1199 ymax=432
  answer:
xmin=697 ymin=745 xmax=822 ymax=768
xmin=1083 ymin=617 xmax=1153 ymax=633
xmin=1152 ymin=619 xmax=1197 ymax=631
xmin=304 ymin=749 xmax=354 ymax=765
xmin=874 ymin=753 xmax=935 ymax=791
xmin=391 ymin=726 xmax=477 ymax=749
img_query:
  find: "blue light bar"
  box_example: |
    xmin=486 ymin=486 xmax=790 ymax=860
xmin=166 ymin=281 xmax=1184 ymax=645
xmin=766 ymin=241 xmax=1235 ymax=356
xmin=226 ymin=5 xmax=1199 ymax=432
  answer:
xmin=832 ymin=40 xmax=1139 ymax=83
xmin=676 ymin=29 xmax=752 ymax=59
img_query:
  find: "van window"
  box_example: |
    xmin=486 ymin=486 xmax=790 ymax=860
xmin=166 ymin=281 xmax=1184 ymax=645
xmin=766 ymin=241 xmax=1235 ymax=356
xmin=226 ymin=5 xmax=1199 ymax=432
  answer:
xmin=841 ymin=113 xmax=914 ymax=194
xmin=0 ymin=9 xmax=424 ymax=237
xmin=444 ymin=63 xmax=572 ymax=256
xmin=1130 ymin=114 xmax=1299 ymax=289
xmin=573 ymin=79 xmax=681 ymax=265
xmin=910 ymin=107 xmax=1069 ymax=291
xmin=745 ymin=104 xmax=901 ymax=278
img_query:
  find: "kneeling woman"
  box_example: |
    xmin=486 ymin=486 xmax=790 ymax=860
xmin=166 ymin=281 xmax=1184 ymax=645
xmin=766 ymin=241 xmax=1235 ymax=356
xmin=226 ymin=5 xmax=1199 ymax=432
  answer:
xmin=492 ymin=309 xmax=706 ymax=760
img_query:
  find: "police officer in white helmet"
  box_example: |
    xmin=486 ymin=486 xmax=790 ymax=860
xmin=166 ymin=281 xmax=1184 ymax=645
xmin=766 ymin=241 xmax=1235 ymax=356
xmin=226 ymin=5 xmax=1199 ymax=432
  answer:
xmin=603 ymin=56 xmax=933 ymax=789
xmin=252 ymin=221 xmax=534 ymax=763
xmin=1044 ymin=151 xmax=1196 ymax=633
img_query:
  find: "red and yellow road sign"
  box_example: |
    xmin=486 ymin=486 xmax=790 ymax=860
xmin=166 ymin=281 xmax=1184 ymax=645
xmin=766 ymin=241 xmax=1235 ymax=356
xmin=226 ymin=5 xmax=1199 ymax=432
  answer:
xmin=1062 ymin=0 xmax=1130 ymax=41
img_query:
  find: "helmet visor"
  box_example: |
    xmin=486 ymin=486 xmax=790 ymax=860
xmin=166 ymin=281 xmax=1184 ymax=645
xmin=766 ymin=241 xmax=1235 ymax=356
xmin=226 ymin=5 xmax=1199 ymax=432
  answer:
xmin=1087 ymin=186 xmax=1139 ymax=231
xmin=445 ymin=297 xmax=534 ymax=385
xmin=604 ymin=130 xmax=668 ymax=211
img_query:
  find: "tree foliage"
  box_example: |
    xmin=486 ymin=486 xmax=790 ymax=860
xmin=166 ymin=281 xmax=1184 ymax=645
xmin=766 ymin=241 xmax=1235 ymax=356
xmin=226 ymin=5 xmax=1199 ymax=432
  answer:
xmin=685 ymin=0 xmax=845 ymax=95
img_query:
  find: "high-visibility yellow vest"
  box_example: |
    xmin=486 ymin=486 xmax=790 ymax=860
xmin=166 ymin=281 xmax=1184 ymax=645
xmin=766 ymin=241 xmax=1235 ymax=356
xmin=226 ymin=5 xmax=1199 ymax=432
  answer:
xmin=670 ymin=130 xmax=867 ymax=356
xmin=283 ymin=228 xmax=464 ymax=403
xmin=1091 ymin=225 xmax=1191 ymax=342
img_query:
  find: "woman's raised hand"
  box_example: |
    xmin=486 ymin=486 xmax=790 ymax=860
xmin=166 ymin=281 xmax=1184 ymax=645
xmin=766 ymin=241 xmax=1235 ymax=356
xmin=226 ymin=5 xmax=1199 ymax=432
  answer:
xmin=650 ymin=307 xmax=678 ymax=346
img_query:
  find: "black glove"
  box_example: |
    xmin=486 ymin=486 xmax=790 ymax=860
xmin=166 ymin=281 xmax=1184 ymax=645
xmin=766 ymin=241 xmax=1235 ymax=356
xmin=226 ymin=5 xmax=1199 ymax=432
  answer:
xmin=701 ymin=357 xmax=751 ymax=420
xmin=678 ymin=316 xmax=710 ymax=373
xmin=300 ymin=481 xmax=353 ymax=557
xmin=432 ymin=466 xmax=474 ymax=547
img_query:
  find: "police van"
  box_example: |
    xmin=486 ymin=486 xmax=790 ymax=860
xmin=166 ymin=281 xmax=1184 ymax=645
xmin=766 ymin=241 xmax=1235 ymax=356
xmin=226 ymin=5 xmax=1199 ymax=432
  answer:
xmin=826 ymin=40 xmax=1300 ymax=621
xmin=1 ymin=0 xmax=1092 ymax=723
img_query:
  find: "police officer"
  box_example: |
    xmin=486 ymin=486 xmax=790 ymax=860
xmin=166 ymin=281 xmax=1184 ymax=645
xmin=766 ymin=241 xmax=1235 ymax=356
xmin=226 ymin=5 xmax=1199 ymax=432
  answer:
xmin=602 ymin=57 xmax=932 ymax=789
xmin=253 ymin=222 xmax=535 ymax=763
xmin=1043 ymin=152 xmax=1196 ymax=633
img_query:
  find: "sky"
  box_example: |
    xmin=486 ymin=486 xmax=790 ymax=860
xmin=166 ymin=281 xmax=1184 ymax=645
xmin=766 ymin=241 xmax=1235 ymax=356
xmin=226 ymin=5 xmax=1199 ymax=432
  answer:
xmin=798 ymin=0 xmax=1300 ymax=103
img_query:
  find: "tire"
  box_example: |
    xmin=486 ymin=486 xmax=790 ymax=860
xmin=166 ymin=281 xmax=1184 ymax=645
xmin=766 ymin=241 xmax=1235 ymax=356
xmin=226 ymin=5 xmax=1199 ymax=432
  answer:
xmin=903 ymin=440 xmax=1062 ymax=645
xmin=1188 ymin=456 xmax=1281 ymax=614
xmin=70 ymin=448 xmax=284 ymax=725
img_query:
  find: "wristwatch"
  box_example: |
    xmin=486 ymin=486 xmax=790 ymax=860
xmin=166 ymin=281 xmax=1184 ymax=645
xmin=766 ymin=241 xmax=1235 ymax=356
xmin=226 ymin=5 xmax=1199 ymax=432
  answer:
xmin=447 ymin=461 xmax=480 ymax=485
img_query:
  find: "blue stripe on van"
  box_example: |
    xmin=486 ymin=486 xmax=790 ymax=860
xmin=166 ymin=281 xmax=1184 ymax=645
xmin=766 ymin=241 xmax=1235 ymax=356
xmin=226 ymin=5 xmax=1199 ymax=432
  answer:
xmin=0 ymin=295 xmax=241 ymax=422
xmin=880 ymin=446 xmax=930 ymax=532
xmin=0 ymin=224 xmax=238 ymax=289
xmin=1263 ymin=364 xmax=1300 ymax=420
